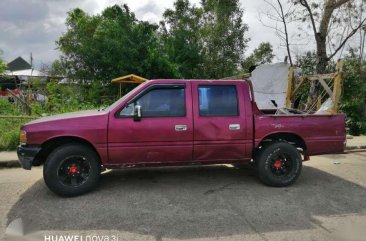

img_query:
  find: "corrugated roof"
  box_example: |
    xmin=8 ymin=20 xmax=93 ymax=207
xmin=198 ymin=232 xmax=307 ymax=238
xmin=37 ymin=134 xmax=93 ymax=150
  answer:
xmin=4 ymin=69 xmax=47 ymax=77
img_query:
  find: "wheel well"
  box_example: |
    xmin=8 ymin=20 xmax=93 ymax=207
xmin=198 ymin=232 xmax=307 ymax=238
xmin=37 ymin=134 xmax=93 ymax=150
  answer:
xmin=33 ymin=136 xmax=100 ymax=166
xmin=257 ymin=133 xmax=307 ymax=154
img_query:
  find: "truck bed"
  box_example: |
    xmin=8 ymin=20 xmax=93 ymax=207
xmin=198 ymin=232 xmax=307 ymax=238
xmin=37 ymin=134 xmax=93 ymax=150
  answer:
xmin=254 ymin=113 xmax=346 ymax=156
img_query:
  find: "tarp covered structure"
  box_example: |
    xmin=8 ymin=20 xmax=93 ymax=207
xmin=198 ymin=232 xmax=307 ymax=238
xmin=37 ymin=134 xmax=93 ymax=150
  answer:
xmin=250 ymin=62 xmax=290 ymax=110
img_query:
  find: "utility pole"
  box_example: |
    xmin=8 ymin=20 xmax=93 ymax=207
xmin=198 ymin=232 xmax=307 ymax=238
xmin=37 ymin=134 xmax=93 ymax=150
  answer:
xmin=27 ymin=53 xmax=33 ymax=115
xmin=361 ymin=26 xmax=366 ymax=118
xmin=30 ymin=52 xmax=33 ymax=68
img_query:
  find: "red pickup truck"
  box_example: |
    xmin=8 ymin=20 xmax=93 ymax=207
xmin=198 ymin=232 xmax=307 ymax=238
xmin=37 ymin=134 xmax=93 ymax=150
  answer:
xmin=17 ymin=79 xmax=346 ymax=196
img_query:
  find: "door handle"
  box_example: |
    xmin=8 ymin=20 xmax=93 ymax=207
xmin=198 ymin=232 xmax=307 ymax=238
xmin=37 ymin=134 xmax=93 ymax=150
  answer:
xmin=229 ymin=124 xmax=240 ymax=130
xmin=175 ymin=125 xmax=187 ymax=131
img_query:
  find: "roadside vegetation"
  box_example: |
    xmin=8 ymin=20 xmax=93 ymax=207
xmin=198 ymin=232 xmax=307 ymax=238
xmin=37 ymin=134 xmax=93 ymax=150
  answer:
xmin=0 ymin=81 xmax=103 ymax=151
xmin=0 ymin=118 xmax=27 ymax=151
xmin=0 ymin=100 xmax=28 ymax=151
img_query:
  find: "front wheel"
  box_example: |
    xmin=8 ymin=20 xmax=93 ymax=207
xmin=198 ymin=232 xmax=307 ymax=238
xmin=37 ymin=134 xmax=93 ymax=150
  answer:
xmin=43 ymin=144 xmax=101 ymax=197
xmin=255 ymin=141 xmax=302 ymax=187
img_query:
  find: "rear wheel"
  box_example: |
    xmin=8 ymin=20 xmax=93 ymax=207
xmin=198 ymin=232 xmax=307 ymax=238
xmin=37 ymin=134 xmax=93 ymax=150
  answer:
xmin=43 ymin=144 xmax=101 ymax=197
xmin=255 ymin=141 xmax=302 ymax=187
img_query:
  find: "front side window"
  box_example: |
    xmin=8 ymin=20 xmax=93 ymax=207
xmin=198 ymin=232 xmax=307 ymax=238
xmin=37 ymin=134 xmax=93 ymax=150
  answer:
xmin=198 ymin=85 xmax=238 ymax=116
xmin=120 ymin=87 xmax=186 ymax=117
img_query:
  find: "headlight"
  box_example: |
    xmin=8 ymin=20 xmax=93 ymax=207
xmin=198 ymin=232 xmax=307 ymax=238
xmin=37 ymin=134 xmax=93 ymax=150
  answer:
xmin=19 ymin=130 xmax=27 ymax=145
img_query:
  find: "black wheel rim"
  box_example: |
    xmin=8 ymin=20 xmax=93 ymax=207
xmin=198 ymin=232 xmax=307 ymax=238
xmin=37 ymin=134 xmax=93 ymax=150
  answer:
xmin=57 ymin=155 xmax=91 ymax=187
xmin=270 ymin=152 xmax=293 ymax=176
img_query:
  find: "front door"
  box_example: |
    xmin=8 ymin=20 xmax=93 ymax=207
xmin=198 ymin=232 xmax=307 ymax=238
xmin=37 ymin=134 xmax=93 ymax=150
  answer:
xmin=107 ymin=82 xmax=193 ymax=165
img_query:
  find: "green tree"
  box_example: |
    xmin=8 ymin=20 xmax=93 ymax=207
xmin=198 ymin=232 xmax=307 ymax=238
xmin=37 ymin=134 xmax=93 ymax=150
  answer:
xmin=50 ymin=59 xmax=67 ymax=77
xmin=295 ymin=51 xmax=318 ymax=75
xmin=289 ymin=0 xmax=366 ymax=108
xmin=201 ymin=0 xmax=249 ymax=78
xmin=161 ymin=0 xmax=249 ymax=79
xmin=56 ymin=4 xmax=181 ymax=104
xmin=294 ymin=50 xmax=366 ymax=135
xmin=0 ymin=49 xmax=7 ymax=74
xmin=160 ymin=0 xmax=204 ymax=78
xmin=241 ymin=42 xmax=274 ymax=72
xmin=57 ymin=5 xmax=178 ymax=84
xmin=57 ymin=1 xmax=249 ymax=96
xmin=293 ymin=0 xmax=366 ymax=74
xmin=340 ymin=49 xmax=366 ymax=135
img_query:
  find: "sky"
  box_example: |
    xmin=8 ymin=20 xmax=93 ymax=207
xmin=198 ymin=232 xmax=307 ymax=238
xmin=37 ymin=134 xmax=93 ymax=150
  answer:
xmin=0 ymin=0 xmax=340 ymax=68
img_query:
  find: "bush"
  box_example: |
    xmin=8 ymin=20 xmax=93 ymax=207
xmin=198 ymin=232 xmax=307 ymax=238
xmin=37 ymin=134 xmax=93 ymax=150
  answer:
xmin=340 ymin=52 xmax=366 ymax=136
xmin=45 ymin=81 xmax=100 ymax=113
xmin=0 ymin=99 xmax=33 ymax=150
xmin=0 ymin=98 xmax=23 ymax=115
xmin=0 ymin=130 xmax=19 ymax=151
xmin=296 ymin=51 xmax=366 ymax=135
xmin=0 ymin=81 xmax=117 ymax=151
xmin=0 ymin=118 xmax=29 ymax=151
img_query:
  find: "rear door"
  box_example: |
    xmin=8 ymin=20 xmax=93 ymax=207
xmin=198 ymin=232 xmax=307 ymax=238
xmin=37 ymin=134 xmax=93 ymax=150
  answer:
xmin=191 ymin=81 xmax=248 ymax=161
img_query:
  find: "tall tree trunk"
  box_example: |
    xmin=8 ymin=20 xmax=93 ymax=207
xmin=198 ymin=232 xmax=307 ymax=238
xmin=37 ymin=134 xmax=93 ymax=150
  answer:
xmin=299 ymin=0 xmax=359 ymax=111
xmin=308 ymin=34 xmax=328 ymax=110
xmin=316 ymin=34 xmax=328 ymax=74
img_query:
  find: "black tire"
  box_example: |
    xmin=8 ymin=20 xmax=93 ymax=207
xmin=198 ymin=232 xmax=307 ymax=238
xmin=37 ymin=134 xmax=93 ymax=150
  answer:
xmin=255 ymin=141 xmax=302 ymax=187
xmin=43 ymin=144 xmax=101 ymax=197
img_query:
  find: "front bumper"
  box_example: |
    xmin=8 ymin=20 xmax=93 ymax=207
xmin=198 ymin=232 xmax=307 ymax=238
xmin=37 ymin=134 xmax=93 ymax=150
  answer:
xmin=17 ymin=145 xmax=41 ymax=170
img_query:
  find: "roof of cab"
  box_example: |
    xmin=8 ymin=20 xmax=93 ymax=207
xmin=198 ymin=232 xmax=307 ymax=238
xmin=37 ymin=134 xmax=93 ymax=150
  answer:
xmin=149 ymin=79 xmax=248 ymax=83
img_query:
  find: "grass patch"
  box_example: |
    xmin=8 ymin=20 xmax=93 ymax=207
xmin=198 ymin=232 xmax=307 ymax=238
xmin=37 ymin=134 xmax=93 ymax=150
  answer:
xmin=0 ymin=118 xmax=29 ymax=151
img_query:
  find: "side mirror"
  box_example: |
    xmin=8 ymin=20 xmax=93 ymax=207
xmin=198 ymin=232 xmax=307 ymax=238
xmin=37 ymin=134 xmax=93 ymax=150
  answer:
xmin=133 ymin=105 xmax=142 ymax=121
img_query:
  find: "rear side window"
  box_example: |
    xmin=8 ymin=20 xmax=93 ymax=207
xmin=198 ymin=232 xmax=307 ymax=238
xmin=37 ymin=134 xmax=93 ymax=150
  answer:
xmin=198 ymin=85 xmax=238 ymax=116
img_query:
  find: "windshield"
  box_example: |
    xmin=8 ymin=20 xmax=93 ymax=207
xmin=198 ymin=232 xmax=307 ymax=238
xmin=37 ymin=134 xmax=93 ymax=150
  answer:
xmin=104 ymin=82 xmax=148 ymax=112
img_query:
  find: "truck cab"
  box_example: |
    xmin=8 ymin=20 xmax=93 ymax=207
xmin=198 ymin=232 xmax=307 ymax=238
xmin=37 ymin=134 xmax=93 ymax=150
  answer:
xmin=107 ymin=80 xmax=253 ymax=166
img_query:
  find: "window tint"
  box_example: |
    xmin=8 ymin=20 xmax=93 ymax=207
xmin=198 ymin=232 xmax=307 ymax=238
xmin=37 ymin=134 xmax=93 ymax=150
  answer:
xmin=120 ymin=87 xmax=186 ymax=117
xmin=198 ymin=85 xmax=238 ymax=116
